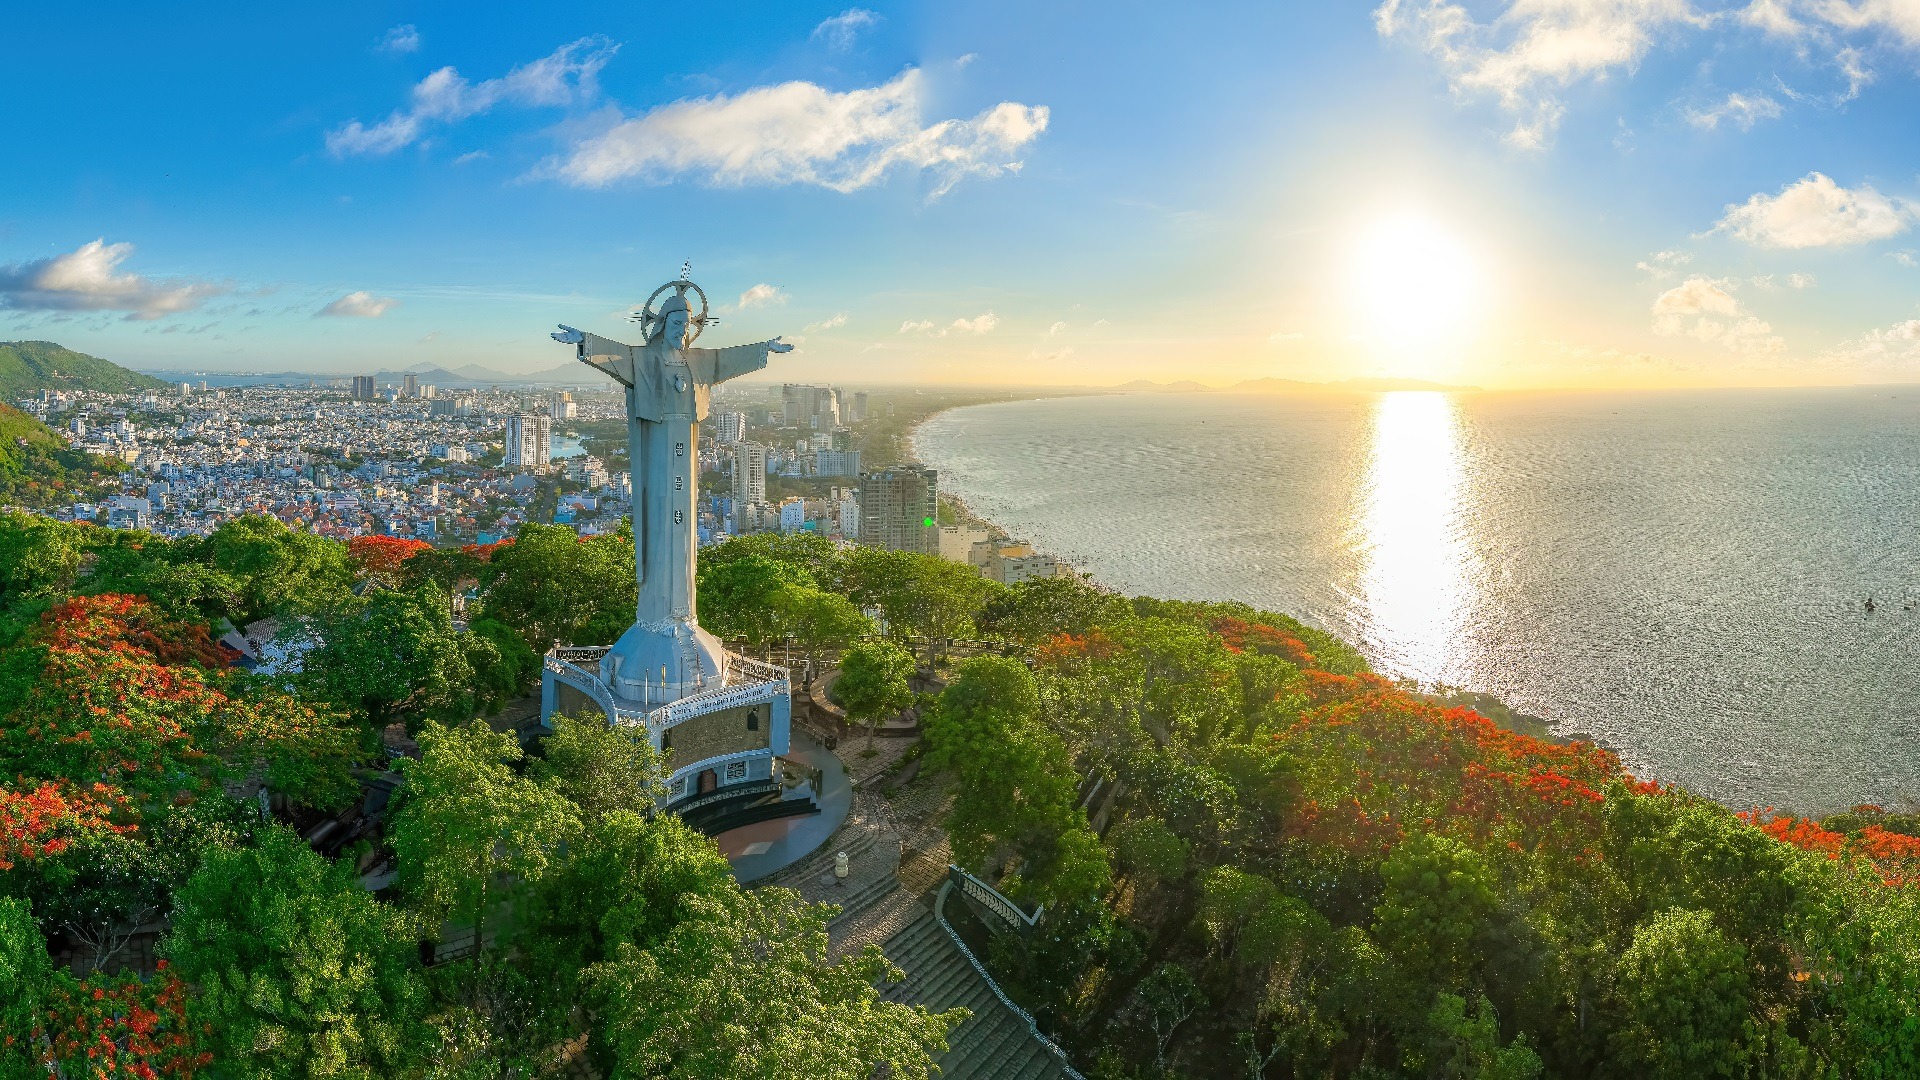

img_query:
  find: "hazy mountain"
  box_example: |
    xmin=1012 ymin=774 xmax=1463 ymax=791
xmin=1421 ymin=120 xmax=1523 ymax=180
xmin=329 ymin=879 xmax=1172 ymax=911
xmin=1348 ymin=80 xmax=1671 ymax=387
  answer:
xmin=1230 ymin=375 xmax=1479 ymax=393
xmin=0 ymin=341 xmax=168 ymax=399
xmin=1111 ymin=379 xmax=1215 ymax=393
xmin=1108 ymin=375 xmax=1476 ymax=394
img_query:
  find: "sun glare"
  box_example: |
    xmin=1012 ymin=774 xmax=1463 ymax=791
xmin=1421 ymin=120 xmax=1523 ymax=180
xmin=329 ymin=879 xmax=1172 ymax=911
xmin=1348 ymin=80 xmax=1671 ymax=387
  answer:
xmin=1347 ymin=212 xmax=1486 ymax=367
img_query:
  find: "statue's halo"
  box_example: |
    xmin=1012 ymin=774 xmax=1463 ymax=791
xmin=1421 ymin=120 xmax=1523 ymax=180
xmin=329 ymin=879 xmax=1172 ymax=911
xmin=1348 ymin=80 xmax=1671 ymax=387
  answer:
xmin=629 ymin=279 xmax=712 ymax=345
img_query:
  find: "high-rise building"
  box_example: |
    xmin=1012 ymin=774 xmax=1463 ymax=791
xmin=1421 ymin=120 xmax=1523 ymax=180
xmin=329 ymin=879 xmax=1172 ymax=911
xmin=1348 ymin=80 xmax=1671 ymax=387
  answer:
xmin=505 ymin=413 xmax=552 ymax=469
xmin=352 ymin=376 xmax=376 ymax=400
xmin=402 ymin=373 xmax=420 ymax=398
xmin=731 ymin=443 xmax=768 ymax=529
xmin=837 ymin=495 xmax=859 ymax=538
xmin=712 ymin=411 xmax=747 ymax=444
xmin=550 ymin=391 xmax=577 ymax=420
xmin=813 ymin=449 xmax=861 ymax=477
xmin=852 ymin=391 xmax=869 ymax=422
xmin=858 ymin=468 xmax=938 ymax=554
xmin=781 ymin=383 xmax=840 ymax=429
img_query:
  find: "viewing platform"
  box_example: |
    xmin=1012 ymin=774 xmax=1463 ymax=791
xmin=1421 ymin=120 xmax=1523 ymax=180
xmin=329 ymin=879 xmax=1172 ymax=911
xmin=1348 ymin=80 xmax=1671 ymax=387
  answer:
xmin=542 ymin=644 xmax=822 ymax=840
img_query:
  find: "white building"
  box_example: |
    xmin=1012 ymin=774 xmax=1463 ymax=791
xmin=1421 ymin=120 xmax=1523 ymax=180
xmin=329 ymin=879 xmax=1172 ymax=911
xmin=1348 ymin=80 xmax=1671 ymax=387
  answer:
xmin=505 ymin=413 xmax=552 ymax=470
xmin=731 ymin=442 xmax=768 ymax=527
xmin=778 ymin=497 xmax=806 ymax=534
xmin=837 ymin=495 xmax=859 ymax=538
xmin=712 ymin=411 xmax=747 ymax=444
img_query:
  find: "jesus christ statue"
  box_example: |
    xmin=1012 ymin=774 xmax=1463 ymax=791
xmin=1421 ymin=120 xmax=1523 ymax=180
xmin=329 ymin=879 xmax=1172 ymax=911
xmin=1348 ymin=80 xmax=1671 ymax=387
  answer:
xmin=551 ymin=278 xmax=791 ymax=706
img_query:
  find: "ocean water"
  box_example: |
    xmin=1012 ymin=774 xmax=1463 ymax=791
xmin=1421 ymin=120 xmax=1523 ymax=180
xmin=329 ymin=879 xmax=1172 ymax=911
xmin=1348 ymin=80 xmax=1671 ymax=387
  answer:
xmin=915 ymin=389 xmax=1920 ymax=811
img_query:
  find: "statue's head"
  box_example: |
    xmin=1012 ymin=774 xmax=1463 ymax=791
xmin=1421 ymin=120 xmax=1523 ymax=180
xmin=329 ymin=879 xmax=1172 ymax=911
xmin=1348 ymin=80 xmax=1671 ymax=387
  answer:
xmin=657 ymin=293 xmax=692 ymax=348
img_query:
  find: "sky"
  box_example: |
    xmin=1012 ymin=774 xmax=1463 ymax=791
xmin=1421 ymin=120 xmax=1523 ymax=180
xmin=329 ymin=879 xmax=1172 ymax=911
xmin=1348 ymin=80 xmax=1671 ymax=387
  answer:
xmin=3 ymin=1 xmax=1920 ymax=389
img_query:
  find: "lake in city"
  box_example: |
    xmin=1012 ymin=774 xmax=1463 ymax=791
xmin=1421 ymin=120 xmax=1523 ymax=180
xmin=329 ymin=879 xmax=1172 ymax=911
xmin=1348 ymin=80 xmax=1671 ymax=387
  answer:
xmin=915 ymin=388 xmax=1920 ymax=812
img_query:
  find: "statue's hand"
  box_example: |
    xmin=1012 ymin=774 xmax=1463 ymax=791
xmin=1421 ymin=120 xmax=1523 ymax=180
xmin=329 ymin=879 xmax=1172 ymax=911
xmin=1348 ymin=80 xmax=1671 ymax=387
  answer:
xmin=551 ymin=324 xmax=585 ymax=346
xmin=768 ymin=336 xmax=795 ymax=354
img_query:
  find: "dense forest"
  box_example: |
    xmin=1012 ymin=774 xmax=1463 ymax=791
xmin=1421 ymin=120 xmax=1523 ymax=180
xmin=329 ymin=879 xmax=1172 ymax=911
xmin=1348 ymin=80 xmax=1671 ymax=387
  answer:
xmin=0 ymin=511 xmax=1916 ymax=1077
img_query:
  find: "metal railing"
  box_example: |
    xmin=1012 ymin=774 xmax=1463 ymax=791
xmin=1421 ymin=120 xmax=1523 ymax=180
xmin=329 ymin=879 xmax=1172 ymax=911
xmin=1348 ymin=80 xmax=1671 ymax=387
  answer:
xmin=729 ymin=653 xmax=790 ymax=685
xmin=933 ymin=879 xmax=1083 ymax=1080
xmin=947 ymin=865 xmax=1044 ymax=932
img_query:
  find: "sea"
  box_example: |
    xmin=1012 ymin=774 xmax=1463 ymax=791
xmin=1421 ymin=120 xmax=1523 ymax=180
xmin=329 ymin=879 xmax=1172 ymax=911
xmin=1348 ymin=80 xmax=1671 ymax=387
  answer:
xmin=914 ymin=389 xmax=1920 ymax=812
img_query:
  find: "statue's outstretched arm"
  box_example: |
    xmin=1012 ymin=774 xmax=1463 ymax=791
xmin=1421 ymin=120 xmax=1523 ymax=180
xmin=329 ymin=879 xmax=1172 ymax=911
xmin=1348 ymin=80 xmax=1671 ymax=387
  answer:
xmin=553 ymin=325 xmax=638 ymax=386
xmin=708 ymin=337 xmax=792 ymax=384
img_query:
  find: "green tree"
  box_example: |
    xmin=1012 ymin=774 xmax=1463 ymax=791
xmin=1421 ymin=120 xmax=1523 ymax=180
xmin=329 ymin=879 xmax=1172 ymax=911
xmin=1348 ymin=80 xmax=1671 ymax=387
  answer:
xmin=392 ymin=721 xmax=581 ymax=988
xmin=587 ymin=887 xmax=966 ymax=1079
xmin=834 ymin=637 xmax=915 ymax=749
xmin=478 ymin=522 xmax=636 ymax=649
xmin=202 ymin=514 xmax=355 ymax=622
xmin=976 ymin=574 xmax=1124 ymax=647
xmin=925 ymin=656 xmax=1108 ymax=905
xmin=1610 ymin=908 xmax=1757 ymax=1080
xmin=303 ymin=584 xmax=475 ymax=727
xmin=0 ymin=897 xmax=55 ymax=1080
xmin=1418 ymin=994 xmax=1544 ymax=1080
xmin=163 ymin=825 xmax=428 ymax=1079
xmin=1372 ymin=833 xmax=1501 ymax=991
xmin=698 ymin=553 xmax=812 ymax=656
xmin=527 ymin=712 xmax=667 ymax=825
xmin=1109 ymin=816 xmax=1190 ymax=891
xmin=780 ymin=586 xmax=872 ymax=688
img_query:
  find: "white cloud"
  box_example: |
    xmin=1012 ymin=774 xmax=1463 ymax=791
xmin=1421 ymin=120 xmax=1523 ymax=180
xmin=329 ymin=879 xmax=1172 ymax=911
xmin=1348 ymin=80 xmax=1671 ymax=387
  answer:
xmin=944 ymin=313 xmax=999 ymax=335
xmin=452 ymin=150 xmax=489 ymax=165
xmin=1686 ymin=91 xmax=1782 ymax=130
xmin=317 ymin=291 xmax=399 ymax=318
xmin=550 ymin=69 xmax=1048 ymax=198
xmin=1373 ymin=0 xmax=1704 ymax=148
xmin=1048 ymin=321 xmax=1068 ymax=335
xmin=900 ymin=312 xmax=1001 ymax=335
xmin=379 ymin=24 xmax=421 ymax=54
xmin=811 ymin=9 xmax=879 ymax=50
xmin=1653 ymin=276 xmax=1741 ymax=319
xmin=1813 ymin=0 xmax=1920 ymax=47
xmin=1890 ymin=250 xmax=1918 ymax=267
xmin=0 ymin=239 xmax=224 ymax=321
xmin=328 ymin=37 xmax=617 ymax=157
xmin=1636 ymin=249 xmax=1693 ymax=278
xmin=805 ymin=312 xmax=850 ymax=331
xmin=1269 ymin=330 xmax=1307 ymax=342
xmin=1380 ymin=0 xmax=1918 ymax=145
xmin=1788 ymin=271 xmax=1817 ymax=287
xmin=1822 ymin=318 xmax=1920 ymax=368
xmin=737 ymin=283 xmax=786 ymax=309
xmin=1651 ymin=275 xmax=1783 ymax=354
xmin=956 ymin=53 xmax=979 ymax=68
xmin=1712 ymin=172 xmax=1913 ymax=248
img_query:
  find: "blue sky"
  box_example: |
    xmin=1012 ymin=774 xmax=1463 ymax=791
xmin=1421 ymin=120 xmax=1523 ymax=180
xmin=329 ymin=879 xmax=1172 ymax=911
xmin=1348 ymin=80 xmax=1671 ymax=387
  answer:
xmin=3 ymin=1 xmax=1919 ymax=388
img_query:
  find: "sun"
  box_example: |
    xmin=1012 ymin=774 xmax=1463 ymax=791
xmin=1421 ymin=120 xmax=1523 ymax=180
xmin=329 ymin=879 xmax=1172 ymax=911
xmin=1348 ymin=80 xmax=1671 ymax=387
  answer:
xmin=1346 ymin=212 xmax=1487 ymax=369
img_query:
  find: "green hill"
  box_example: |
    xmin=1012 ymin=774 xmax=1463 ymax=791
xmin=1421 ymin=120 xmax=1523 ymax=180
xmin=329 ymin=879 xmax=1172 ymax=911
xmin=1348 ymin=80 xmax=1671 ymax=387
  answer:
xmin=0 ymin=403 xmax=114 ymax=506
xmin=0 ymin=340 xmax=168 ymax=399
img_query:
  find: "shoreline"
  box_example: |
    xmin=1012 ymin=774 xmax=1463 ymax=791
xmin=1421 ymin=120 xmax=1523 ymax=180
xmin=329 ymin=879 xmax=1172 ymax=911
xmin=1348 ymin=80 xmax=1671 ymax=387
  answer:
xmin=907 ymin=397 xmax=1596 ymax=756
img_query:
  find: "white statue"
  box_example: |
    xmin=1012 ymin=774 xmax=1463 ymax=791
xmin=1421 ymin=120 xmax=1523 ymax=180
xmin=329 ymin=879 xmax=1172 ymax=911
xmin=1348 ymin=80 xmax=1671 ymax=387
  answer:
xmin=552 ymin=278 xmax=791 ymax=705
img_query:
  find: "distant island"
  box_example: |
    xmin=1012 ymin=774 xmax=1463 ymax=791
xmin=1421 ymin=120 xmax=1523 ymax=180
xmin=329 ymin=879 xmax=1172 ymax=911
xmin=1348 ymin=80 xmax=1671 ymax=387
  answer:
xmin=1110 ymin=375 xmax=1480 ymax=393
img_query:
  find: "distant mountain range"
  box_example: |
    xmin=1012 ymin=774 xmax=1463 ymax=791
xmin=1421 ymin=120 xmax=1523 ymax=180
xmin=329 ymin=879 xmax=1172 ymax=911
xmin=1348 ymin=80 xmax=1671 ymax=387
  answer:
xmin=1110 ymin=375 xmax=1479 ymax=393
xmin=0 ymin=341 xmax=168 ymax=399
xmin=141 ymin=359 xmax=604 ymax=390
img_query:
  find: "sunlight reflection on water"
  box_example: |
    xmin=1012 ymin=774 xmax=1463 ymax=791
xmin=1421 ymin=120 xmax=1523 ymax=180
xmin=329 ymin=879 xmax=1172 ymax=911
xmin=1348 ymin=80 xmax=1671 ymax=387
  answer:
xmin=1354 ymin=392 xmax=1474 ymax=680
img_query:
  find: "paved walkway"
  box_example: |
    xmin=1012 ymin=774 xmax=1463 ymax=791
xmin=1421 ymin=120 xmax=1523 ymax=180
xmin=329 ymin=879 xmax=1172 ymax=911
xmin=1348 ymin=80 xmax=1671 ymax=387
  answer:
xmin=714 ymin=729 xmax=851 ymax=884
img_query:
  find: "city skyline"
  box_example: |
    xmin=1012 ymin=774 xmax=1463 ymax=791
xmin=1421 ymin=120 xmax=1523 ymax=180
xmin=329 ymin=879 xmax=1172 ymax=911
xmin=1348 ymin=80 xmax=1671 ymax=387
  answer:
xmin=4 ymin=2 xmax=1920 ymax=389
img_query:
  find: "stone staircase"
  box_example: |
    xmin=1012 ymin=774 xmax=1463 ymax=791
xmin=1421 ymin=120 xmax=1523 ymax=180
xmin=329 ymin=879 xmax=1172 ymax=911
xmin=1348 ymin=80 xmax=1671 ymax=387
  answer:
xmin=877 ymin=906 xmax=1075 ymax=1080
